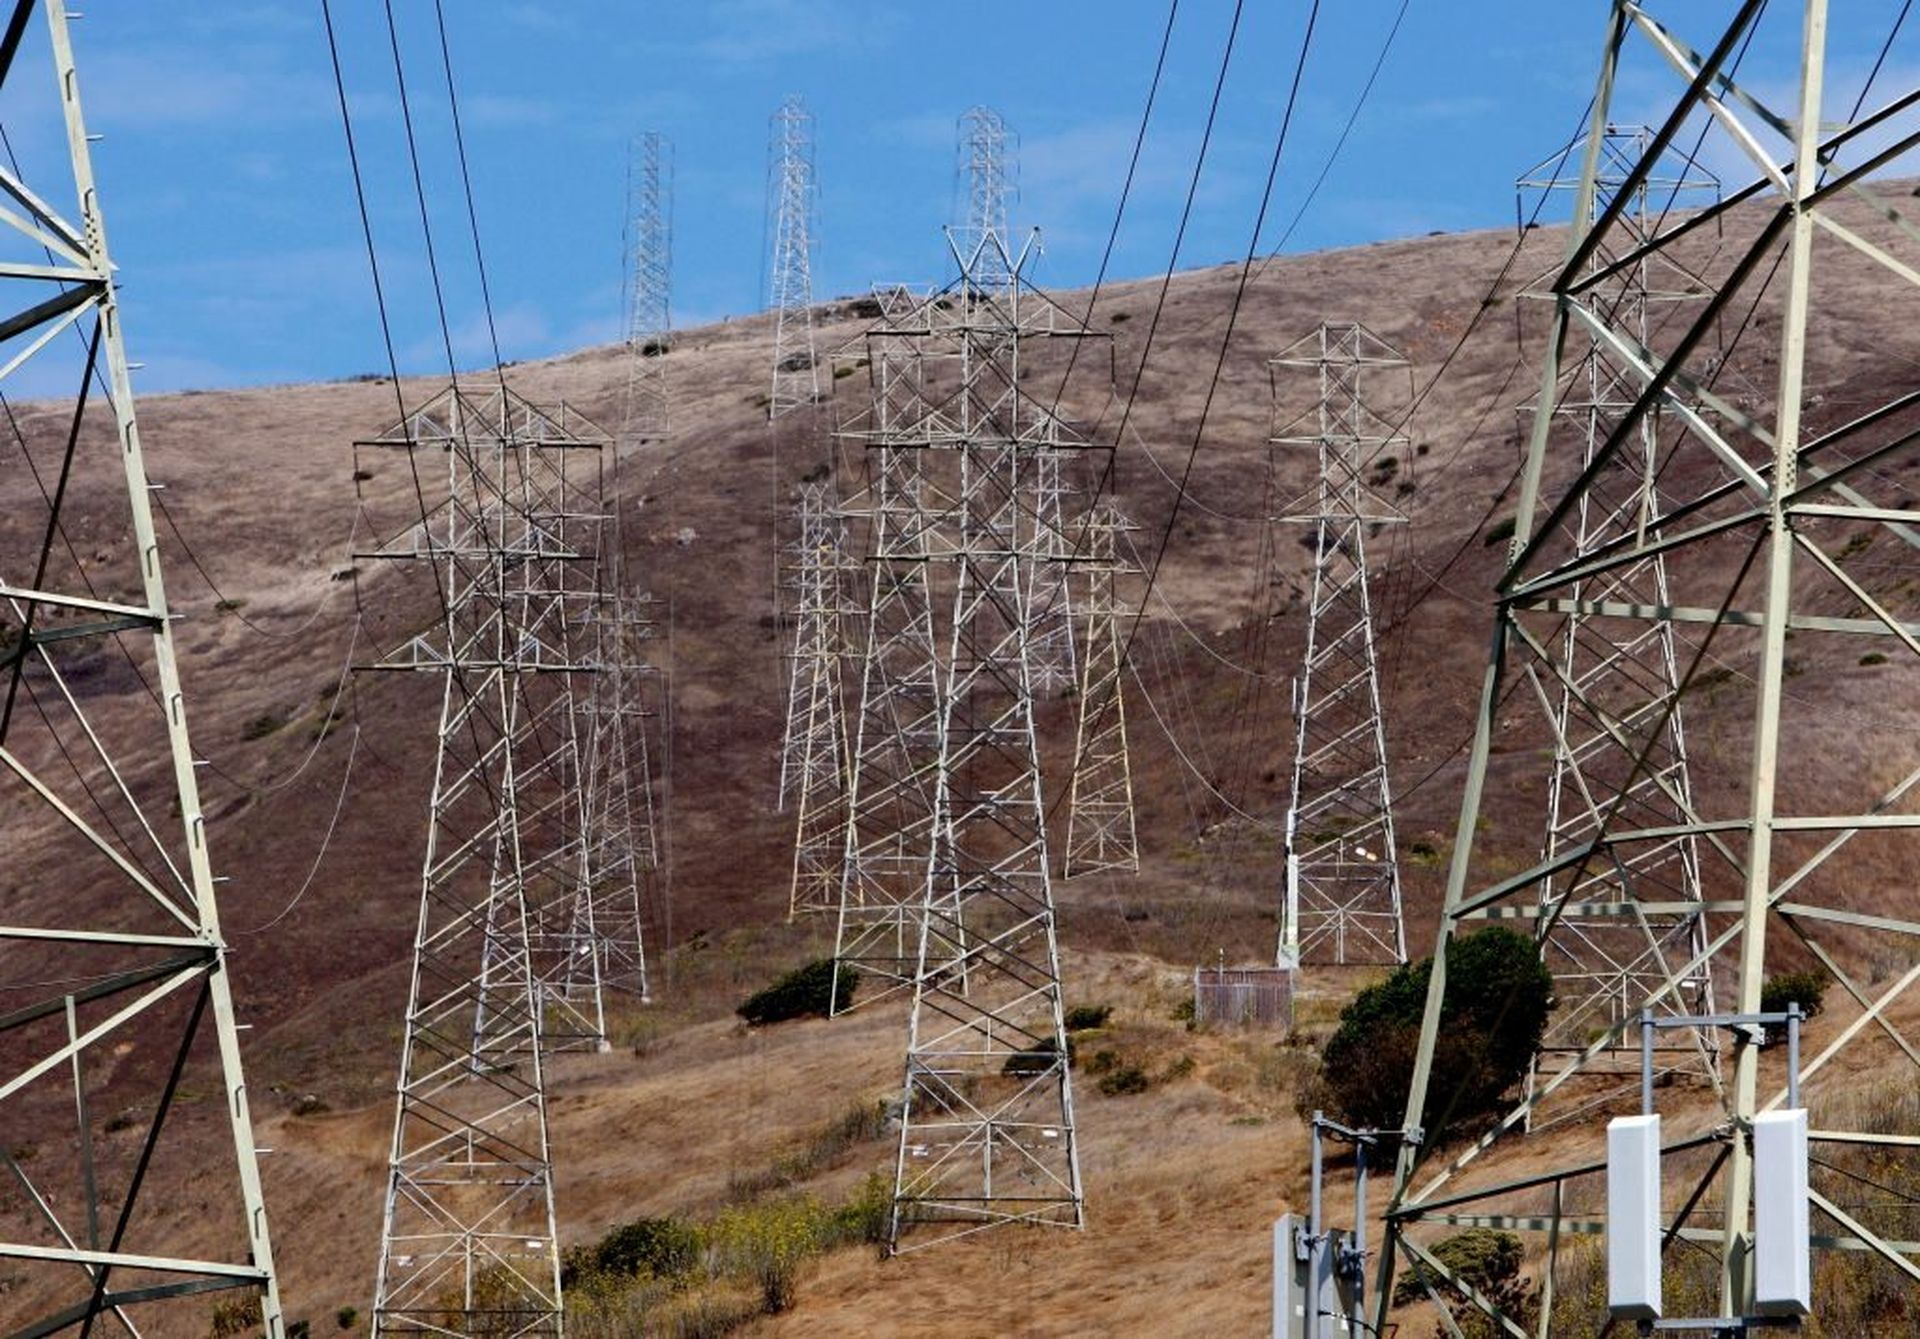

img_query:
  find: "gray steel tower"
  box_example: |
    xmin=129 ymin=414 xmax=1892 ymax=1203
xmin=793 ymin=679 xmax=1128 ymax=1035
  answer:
xmin=1516 ymin=124 xmax=1721 ymax=1126
xmin=623 ymin=131 xmax=672 ymax=442
xmin=784 ymin=482 xmax=854 ymax=916
xmin=889 ymin=231 xmax=1088 ymax=1250
xmin=0 ymin=3 xmax=282 ymax=1330
xmin=831 ymin=298 xmax=950 ymax=1006
xmin=1380 ymin=3 xmax=1920 ymax=1329
xmin=360 ymin=387 xmax=610 ymax=1335
xmin=1272 ymin=322 xmax=1410 ymax=968
xmin=1063 ymin=504 xmax=1141 ymax=877
xmin=767 ymin=96 xmax=819 ymax=420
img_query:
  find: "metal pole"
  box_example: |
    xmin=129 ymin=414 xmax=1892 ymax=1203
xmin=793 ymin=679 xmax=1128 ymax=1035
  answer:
xmin=1308 ymin=1113 xmax=1325 ymax=1339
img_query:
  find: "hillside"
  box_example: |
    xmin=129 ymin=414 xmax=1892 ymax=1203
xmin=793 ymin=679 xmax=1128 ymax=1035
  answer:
xmin=6 ymin=181 xmax=1920 ymax=1335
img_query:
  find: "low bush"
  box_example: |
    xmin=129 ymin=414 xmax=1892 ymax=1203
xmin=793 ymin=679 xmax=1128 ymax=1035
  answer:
xmin=563 ymin=1215 xmax=701 ymax=1287
xmin=1316 ymin=927 xmax=1551 ymax=1138
xmin=1002 ymin=1035 xmax=1069 ymax=1076
xmin=1395 ymin=1228 xmax=1537 ymax=1336
xmin=1760 ymin=967 xmax=1829 ymax=1045
xmin=1097 ymin=1062 xmax=1151 ymax=1096
xmin=737 ymin=959 xmax=852 ymax=1026
xmin=1064 ymin=1003 xmax=1112 ymax=1031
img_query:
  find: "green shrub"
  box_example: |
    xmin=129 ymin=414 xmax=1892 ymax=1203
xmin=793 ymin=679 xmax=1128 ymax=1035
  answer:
xmin=737 ymin=959 xmax=853 ymax=1026
xmin=1484 ymin=515 xmax=1517 ymax=548
xmin=563 ymin=1215 xmax=702 ymax=1287
xmin=335 ymin=1306 xmax=358 ymax=1331
xmin=1760 ymin=967 xmax=1829 ymax=1045
xmin=1097 ymin=1062 xmax=1151 ymax=1096
xmin=709 ymin=1197 xmax=824 ymax=1315
xmin=1860 ymin=652 xmax=1890 ymax=667
xmin=1318 ymin=927 xmax=1552 ymax=1138
xmin=1064 ymin=1003 xmax=1112 ymax=1031
xmin=1394 ymin=1228 xmax=1537 ymax=1335
xmin=824 ymin=1171 xmax=892 ymax=1250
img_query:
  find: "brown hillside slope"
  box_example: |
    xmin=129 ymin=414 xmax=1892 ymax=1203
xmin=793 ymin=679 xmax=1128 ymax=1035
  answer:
xmin=5 ymin=183 xmax=1920 ymax=1334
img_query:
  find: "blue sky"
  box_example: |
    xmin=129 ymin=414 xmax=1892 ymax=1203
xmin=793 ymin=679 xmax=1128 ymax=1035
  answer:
xmin=2 ymin=2 xmax=1912 ymax=391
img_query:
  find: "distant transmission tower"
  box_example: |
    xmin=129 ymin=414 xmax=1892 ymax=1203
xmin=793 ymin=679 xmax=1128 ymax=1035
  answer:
xmin=579 ymin=588 xmax=654 ymax=1000
xmin=784 ymin=483 xmax=854 ymax=916
xmin=1515 ymin=124 xmax=1721 ymax=1123
xmin=1027 ymin=446 xmax=1079 ymax=694
xmin=831 ymin=310 xmax=948 ymax=1005
xmin=888 ymin=232 xmax=1088 ymax=1250
xmin=1380 ymin=4 xmax=1920 ymax=1329
xmin=1272 ymin=322 xmax=1410 ymax=968
xmin=0 ymin=5 xmax=283 ymax=1330
xmin=767 ymin=95 xmax=819 ymax=419
xmin=1064 ymin=504 xmax=1140 ymax=877
xmin=361 ymin=387 xmax=611 ymax=1334
xmin=623 ymin=131 xmax=672 ymax=441
xmin=956 ymin=105 xmax=1016 ymax=288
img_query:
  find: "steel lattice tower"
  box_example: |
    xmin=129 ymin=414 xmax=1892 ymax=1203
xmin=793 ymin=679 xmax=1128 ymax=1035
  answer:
xmin=1026 ymin=446 xmax=1079 ymax=695
xmin=622 ymin=131 xmax=672 ymax=442
xmin=767 ymin=96 xmax=819 ymax=420
xmin=783 ymin=483 xmax=853 ymax=915
xmin=889 ymin=232 xmax=1087 ymax=1251
xmin=578 ymin=588 xmax=653 ymax=1000
xmin=831 ymin=302 xmax=949 ymax=1006
xmin=1516 ymin=125 xmax=1722 ymax=1125
xmin=0 ymin=3 xmax=282 ymax=1330
xmin=1063 ymin=504 xmax=1140 ymax=877
xmin=1379 ymin=3 xmax=1920 ymax=1328
xmin=956 ymin=105 xmax=1016 ymax=291
xmin=359 ymin=387 xmax=611 ymax=1335
xmin=1272 ymin=323 xmax=1410 ymax=968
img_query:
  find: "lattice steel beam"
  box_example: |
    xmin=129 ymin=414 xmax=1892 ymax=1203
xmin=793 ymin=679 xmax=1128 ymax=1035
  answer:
xmin=1380 ymin=4 xmax=1920 ymax=1329
xmin=1515 ymin=123 xmax=1723 ymax=1132
xmin=0 ymin=4 xmax=282 ymax=1332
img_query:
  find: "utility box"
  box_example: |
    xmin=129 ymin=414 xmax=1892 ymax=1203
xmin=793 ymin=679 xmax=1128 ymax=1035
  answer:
xmin=1607 ymin=1114 xmax=1662 ymax=1320
xmin=1273 ymin=1214 xmax=1355 ymax=1338
xmin=1753 ymin=1108 xmax=1812 ymax=1315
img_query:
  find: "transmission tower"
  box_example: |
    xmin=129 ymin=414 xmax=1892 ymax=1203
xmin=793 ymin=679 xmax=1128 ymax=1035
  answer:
xmin=767 ymin=95 xmax=819 ymax=420
xmin=1515 ymin=124 xmax=1722 ymax=1126
xmin=1063 ymin=504 xmax=1140 ymax=877
xmin=1380 ymin=3 xmax=1920 ymax=1329
xmin=359 ymin=387 xmax=611 ymax=1334
xmin=831 ymin=303 xmax=949 ymax=1006
xmin=0 ymin=5 xmax=282 ymax=1331
xmin=1026 ymin=447 xmax=1079 ymax=695
xmin=1271 ymin=322 xmax=1410 ymax=968
xmin=783 ymin=484 xmax=854 ymax=915
xmin=888 ymin=231 xmax=1089 ymax=1251
xmin=578 ymin=587 xmax=654 ymax=1000
xmin=955 ymin=105 xmax=1017 ymax=289
xmin=622 ymin=131 xmax=672 ymax=442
